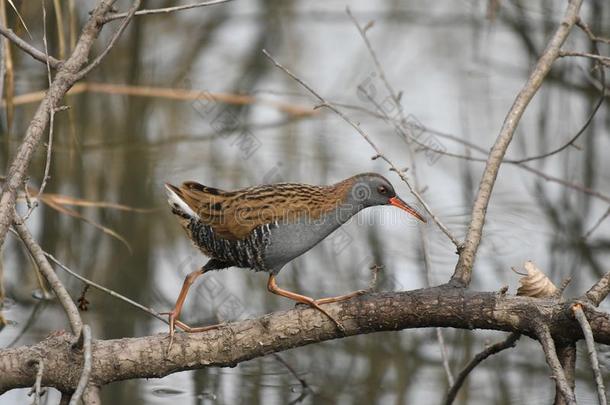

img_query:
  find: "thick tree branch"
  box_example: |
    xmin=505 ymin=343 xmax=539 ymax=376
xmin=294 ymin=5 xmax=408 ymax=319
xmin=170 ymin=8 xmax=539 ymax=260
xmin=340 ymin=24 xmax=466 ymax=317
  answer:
xmin=0 ymin=287 xmax=608 ymax=394
xmin=450 ymin=0 xmax=584 ymax=286
xmin=0 ymin=0 xmax=116 ymax=251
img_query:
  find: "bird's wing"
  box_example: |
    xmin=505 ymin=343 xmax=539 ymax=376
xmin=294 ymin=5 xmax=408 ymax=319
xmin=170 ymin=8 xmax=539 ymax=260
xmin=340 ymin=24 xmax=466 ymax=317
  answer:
xmin=220 ymin=183 xmax=346 ymax=239
xmin=174 ymin=181 xmax=350 ymax=240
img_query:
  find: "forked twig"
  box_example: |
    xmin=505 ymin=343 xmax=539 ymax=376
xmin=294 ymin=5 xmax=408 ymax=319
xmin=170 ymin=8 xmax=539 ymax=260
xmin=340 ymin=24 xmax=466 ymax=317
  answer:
xmin=262 ymin=49 xmax=461 ymax=249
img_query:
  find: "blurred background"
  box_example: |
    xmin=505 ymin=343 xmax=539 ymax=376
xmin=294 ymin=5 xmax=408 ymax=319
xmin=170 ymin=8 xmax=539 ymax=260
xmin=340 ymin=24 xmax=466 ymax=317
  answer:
xmin=1 ymin=0 xmax=610 ymax=404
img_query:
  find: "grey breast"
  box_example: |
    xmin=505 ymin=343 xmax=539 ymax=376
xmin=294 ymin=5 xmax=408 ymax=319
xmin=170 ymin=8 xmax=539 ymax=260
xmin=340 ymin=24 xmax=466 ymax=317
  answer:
xmin=263 ymin=204 xmax=359 ymax=274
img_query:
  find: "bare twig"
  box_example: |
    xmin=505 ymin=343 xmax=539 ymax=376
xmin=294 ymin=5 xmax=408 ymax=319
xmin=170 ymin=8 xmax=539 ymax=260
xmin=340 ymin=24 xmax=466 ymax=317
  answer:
xmin=103 ymin=0 xmax=233 ymax=22
xmin=272 ymin=354 xmax=312 ymax=404
xmin=0 ymin=25 xmax=62 ymax=68
xmin=74 ymin=0 xmax=141 ymax=81
xmin=572 ymin=304 xmax=606 ymax=405
xmin=436 ymin=327 xmax=454 ymax=385
xmin=69 ymin=325 xmax=92 ymax=405
xmin=346 ymin=8 xmax=456 ymax=384
xmin=555 ymin=344 xmax=577 ymax=405
xmin=450 ymin=0 xmax=584 ymax=287
xmin=585 ymin=272 xmax=610 ymax=306
xmin=443 ymin=332 xmax=520 ymax=405
xmin=262 ymin=49 xmax=461 ymax=248
xmin=43 ymin=251 xmax=168 ymax=324
xmin=510 ymin=18 xmax=607 ymax=165
xmin=559 ymin=50 xmax=610 ymax=66
xmin=0 ymin=0 xmax=118 ymax=254
xmin=576 ymin=18 xmax=610 ymax=45
xmin=23 ymin=0 xmax=56 ymax=221
xmin=511 ymin=63 xmax=605 ymax=163
xmin=12 ymin=212 xmax=82 ymax=335
xmin=331 ymin=101 xmax=610 ymax=205
xmin=537 ymin=325 xmax=576 ymax=405
xmin=28 ymin=359 xmax=44 ymax=405
xmin=583 ymin=206 xmax=610 ymax=239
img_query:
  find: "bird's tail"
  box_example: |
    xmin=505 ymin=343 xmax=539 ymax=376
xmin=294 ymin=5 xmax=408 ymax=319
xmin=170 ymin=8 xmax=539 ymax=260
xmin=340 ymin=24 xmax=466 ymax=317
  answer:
xmin=164 ymin=183 xmax=199 ymax=220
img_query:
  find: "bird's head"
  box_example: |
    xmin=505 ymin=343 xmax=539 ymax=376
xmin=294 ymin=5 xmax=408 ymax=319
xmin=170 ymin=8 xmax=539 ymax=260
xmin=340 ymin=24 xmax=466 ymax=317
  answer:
xmin=348 ymin=173 xmax=426 ymax=222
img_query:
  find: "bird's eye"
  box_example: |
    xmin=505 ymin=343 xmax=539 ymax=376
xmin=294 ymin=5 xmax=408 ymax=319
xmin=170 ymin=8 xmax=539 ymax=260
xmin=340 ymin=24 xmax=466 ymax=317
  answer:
xmin=377 ymin=185 xmax=387 ymax=195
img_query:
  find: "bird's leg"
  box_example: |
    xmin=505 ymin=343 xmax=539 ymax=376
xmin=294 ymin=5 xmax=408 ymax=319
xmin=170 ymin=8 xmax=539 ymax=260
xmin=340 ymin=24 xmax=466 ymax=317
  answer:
xmin=266 ymin=274 xmax=346 ymax=333
xmin=162 ymin=267 xmax=208 ymax=351
xmin=163 ymin=259 xmax=232 ymax=352
xmin=315 ymin=289 xmax=367 ymax=305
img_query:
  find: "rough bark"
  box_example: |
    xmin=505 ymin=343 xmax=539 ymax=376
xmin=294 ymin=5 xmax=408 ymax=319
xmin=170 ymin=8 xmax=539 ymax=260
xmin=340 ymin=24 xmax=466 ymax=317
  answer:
xmin=0 ymin=287 xmax=607 ymax=393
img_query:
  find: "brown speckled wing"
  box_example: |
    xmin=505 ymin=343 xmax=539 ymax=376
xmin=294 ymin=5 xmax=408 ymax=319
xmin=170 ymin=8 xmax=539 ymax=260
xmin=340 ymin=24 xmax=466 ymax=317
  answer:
xmin=176 ymin=179 xmax=354 ymax=240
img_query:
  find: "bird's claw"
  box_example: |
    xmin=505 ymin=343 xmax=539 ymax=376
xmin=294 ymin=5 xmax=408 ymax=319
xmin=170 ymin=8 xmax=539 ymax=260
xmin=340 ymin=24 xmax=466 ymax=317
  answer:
xmin=162 ymin=310 xmax=179 ymax=354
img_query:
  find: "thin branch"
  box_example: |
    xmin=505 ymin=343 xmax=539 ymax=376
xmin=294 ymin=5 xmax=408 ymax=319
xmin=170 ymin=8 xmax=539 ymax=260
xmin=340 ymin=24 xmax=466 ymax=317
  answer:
xmin=537 ymin=325 xmax=576 ymax=405
xmin=0 ymin=25 xmax=62 ymax=68
xmin=28 ymin=359 xmax=44 ymax=405
xmin=0 ymin=0 xmax=118 ymax=255
xmin=518 ymin=163 xmax=610 ymax=204
xmin=43 ymin=252 xmax=168 ymax=324
xmin=450 ymin=0 xmax=584 ymax=287
xmin=584 ymin=206 xmax=610 ymax=239
xmin=585 ymin=272 xmax=610 ymax=307
xmin=436 ymin=327 xmax=454 ymax=385
xmin=559 ymin=50 xmax=610 ymax=66
xmin=272 ymin=354 xmax=312 ymax=404
xmin=576 ymin=18 xmax=610 ymax=45
xmin=74 ymin=0 xmax=141 ymax=81
xmin=346 ymin=7 xmax=455 ymax=383
xmin=262 ymin=49 xmax=461 ymax=249
xmin=12 ymin=212 xmax=82 ymax=335
xmin=555 ymin=344 xmax=577 ymax=405
xmin=572 ymin=304 xmax=606 ymax=405
xmin=23 ymin=0 xmax=56 ymax=221
xmin=443 ymin=332 xmax=520 ymax=405
xmin=512 ymin=58 xmax=605 ymax=163
xmin=69 ymin=325 xmax=92 ymax=405
xmin=511 ymin=18 xmax=607 ymax=165
xmin=330 ymin=101 xmax=610 ymax=205
xmin=103 ymin=0 xmax=233 ymax=22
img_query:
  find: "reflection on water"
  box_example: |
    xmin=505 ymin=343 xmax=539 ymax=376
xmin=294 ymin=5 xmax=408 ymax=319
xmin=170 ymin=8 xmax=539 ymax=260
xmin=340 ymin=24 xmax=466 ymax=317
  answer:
xmin=2 ymin=1 xmax=610 ymax=404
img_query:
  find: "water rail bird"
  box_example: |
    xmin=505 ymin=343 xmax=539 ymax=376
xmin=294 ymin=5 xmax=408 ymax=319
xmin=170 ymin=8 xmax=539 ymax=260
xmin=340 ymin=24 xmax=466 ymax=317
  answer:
xmin=164 ymin=173 xmax=425 ymax=348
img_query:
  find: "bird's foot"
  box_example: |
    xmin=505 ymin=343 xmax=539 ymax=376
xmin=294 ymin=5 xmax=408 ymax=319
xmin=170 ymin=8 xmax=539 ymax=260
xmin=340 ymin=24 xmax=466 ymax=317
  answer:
xmin=301 ymin=300 xmax=347 ymax=334
xmin=160 ymin=310 xmax=180 ymax=354
xmin=162 ymin=312 xmax=225 ymax=355
xmin=315 ymin=289 xmax=367 ymax=305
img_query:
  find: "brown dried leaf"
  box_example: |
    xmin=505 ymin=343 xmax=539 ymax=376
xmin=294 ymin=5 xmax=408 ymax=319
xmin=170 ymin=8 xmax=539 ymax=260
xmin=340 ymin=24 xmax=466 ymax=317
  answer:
xmin=515 ymin=261 xmax=558 ymax=298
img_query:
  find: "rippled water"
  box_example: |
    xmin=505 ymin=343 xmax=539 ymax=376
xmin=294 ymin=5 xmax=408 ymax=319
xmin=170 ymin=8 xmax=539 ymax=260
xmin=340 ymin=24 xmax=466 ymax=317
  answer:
xmin=1 ymin=1 xmax=610 ymax=404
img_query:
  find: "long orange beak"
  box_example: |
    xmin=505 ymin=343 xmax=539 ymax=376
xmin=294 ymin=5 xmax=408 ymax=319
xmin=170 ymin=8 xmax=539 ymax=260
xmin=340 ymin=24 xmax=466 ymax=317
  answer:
xmin=389 ymin=196 xmax=426 ymax=223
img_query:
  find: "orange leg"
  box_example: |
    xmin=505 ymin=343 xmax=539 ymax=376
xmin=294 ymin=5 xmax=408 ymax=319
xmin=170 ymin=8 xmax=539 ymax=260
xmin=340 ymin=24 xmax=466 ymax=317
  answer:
xmin=267 ymin=274 xmax=363 ymax=333
xmin=162 ymin=268 xmax=222 ymax=351
xmin=315 ymin=289 xmax=366 ymax=305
